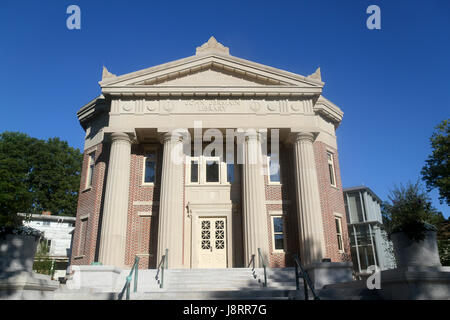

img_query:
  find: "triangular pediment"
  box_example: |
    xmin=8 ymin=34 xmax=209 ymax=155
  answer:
xmin=133 ymin=63 xmax=287 ymax=86
xmin=101 ymin=56 xmax=323 ymax=87
xmin=99 ymin=37 xmax=324 ymax=97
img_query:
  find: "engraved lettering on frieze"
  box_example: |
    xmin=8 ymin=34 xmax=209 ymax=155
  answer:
xmin=184 ymin=99 xmax=240 ymax=113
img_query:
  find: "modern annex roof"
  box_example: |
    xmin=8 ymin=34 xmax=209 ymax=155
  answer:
xmin=77 ymin=37 xmax=343 ymax=129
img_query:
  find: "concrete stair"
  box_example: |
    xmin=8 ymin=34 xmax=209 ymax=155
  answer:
xmin=55 ymin=267 xmax=308 ymax=300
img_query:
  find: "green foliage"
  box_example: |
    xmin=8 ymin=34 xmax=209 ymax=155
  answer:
xmin=437 ymin=218 xmax=450 ymax=266
xmin=382 ymin=181 xmax=444 ymax=241
xmin=421 ymin=119 xmax=450 ymax=206
xmin=33 ymin=240 xmax=54 ymax=276
xmin=0 ymin=132 xmax=82 ymax=227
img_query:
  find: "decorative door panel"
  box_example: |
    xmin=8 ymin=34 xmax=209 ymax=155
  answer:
xmin=198 ymin=217 xmax=227 ymax=268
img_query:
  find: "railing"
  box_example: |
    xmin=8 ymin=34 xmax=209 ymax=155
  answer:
xmin=257 ymin=248 xmax=267 ymax=287
xmin=118 ymin=255 xmax=140 ymax=300
xmin=292 ymin=254 xmax=319 ymax=300
xmin=247 ymin=250 xmax=267 ymax=287
xmin=155 ymin=248 xmax=168 ymax=289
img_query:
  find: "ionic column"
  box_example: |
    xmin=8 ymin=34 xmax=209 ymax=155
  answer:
xmin=156 ymin=132 xmax=184 ymax=268
xmin=98 ymin=132 xmax=133 ymax=267
xmin=241 ymin=130 xmax=270 ymax=267
xmin=293 ymin=132 xmax=326 ymax=266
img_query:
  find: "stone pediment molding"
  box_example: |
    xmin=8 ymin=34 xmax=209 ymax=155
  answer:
xmin=99 ymin=38 xmax=325 ymax=97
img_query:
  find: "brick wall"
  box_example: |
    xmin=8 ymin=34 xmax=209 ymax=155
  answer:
xmin=314 ymin=141 xmax=351 ymax=262
xmin=71 ymin=142 xmax=108 ymax=265
xmin=124 ymin=145 xmax=162 ymax=269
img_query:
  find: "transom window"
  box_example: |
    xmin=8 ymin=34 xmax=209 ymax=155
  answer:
xmin=271 ymin=215 xmax=285 ymax=252
xmin=327 ymin=152 xmax=336 ymax=187
xmin=187 ymin=152 xmax=235 ymax=185
xmin=143 ymin=151 xmax=157 ymax=184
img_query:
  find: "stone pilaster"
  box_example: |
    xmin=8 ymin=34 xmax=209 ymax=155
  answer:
xmin=156 ymin=132 xmax=185 ymax=268
xmin=241 ymin=130 xmax=270 ymax=267
xmin=293 ymin=132 xmax=326 ymax=266
xmin=98 ymin=132 xmax=132 ymax=267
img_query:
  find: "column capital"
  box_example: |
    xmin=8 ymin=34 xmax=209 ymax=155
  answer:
xmin=241 ymin=129 xmax=266 ymax=142
xmin=159 ymin=131 xmax=184 ymax=144
xmin=293 ymin=132 xmax=316 ymax=143
xmin=110 ymin=132 xmax=134 ymax=144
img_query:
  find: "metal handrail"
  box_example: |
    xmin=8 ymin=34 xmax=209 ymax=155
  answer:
xmin=118 ymin=255 xmax=140 ymax=300
xmin=247 ymin=254 xmax=255 ymax=269
xmin=257 ymin=248 xmax=267 ymax=287
xmin=292 ymin=254 xmax=319 ymax=300
xmin=155 ymin=248 xmax=168 ymax=289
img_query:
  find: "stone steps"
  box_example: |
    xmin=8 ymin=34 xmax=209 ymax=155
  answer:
xmin=56 ymin=267 xmax=304 ymax=300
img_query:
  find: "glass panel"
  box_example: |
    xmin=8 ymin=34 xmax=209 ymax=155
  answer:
xmin=190 ymin=160 xmax=198 ymax=183
xmin=337 ymin=235 xmax=343 ymax=251
xmin=273 ymin=217 xmax=283 ymax=233
xmin=215 ymin=239 xmax=224 ymax=249
xmin=227 ymin=163 xmax=234 ymax=183
xmin=328 ymin=163 xmax=335 ymax=185
xmin=144 ymin=159 xmax=156 ymax=183
xmin=269 ymin=157 xmax=280 ymax=182
xmin=335 ymin=218 xmax=341 ymax=234
xmin=87 ymin=154 xmax=95 ymax=187
xmin=274 ymin=234 xmax=284 ymax=250
xmin=347 ymin=193 xmax=364 ymax=223
xmin=206 ymin=160 xmax=219 ymax=182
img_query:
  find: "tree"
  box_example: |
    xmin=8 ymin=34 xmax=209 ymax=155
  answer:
xmin=381 ymin=181 xmax=444 ymax=241
xmin=0 ymin=132 xmax=82 ymax=227
xmin=421 ymin=119 xmax=450 ymax=206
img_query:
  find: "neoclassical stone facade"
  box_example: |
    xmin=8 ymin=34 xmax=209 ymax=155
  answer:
xmin=71 ymin=37 xmax=351 ymax=270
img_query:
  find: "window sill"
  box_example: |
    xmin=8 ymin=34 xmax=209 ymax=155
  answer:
xmin=73 ymin=255 xmax=85 ymax=260
xmin=267 ymin=182 xmax=282 ymax=186
xmin=141 ymin=183 xmax=155 ymax=187
xmin=330 ymin=185 xmax=339 ymax=191
xmin=82 ymin=187 xmax=92 ymax=193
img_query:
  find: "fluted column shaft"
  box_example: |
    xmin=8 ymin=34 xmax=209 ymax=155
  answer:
xmin=242 ymin=131 xmax=270 ymax=267
xmin=157 ymin=132 xmax=184 ymax=268
xmin=98 ymin=132 xmax=132 ymax=267
xmin=293 ymin=132 xmax=326 ymax=266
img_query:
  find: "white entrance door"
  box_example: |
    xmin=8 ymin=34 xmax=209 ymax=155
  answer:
xmin=198 ymin=217 xmax=227 ymax=268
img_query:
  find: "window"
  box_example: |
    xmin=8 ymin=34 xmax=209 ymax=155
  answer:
xmin=188 ymin=152 xmax=234 ymax=184
xmin=271 ymin=215 xmax=285 ymax=252
xmin=226 ymin=163 xmax=234 ymax=183
xmin=86 ymin=152 xmax=95 ymax=189
xmin=327 ymin=152 xmax=336 ymax=187
xmin=205 ymin=158 xmax=220 ymax=183
xmin=190 ymin=158 xmax=199 ymax=183
xmin=267 ymin=154 xmax=281 ymax=183
xmin=79 ymin=218 xmax=88 ymax=256
xmin=335 ymin=216 xmax=344 ymax=252
xmin=143 ymin=151 xmax=157 ymax=184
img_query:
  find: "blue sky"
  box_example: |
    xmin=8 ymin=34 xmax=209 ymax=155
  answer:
xmin=0 ymin=0 xmax=449 ymax=217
